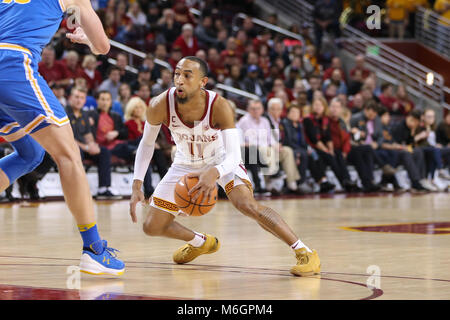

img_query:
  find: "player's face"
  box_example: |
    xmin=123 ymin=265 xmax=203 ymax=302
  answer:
xmin=174 ymin=59 xmax=207 ymax=104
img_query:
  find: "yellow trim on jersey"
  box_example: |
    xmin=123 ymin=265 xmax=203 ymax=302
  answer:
xmin=0 ymin=43 xmax=31 ymax=56
xmin=0 ymin=122 xmax=20 ymax=134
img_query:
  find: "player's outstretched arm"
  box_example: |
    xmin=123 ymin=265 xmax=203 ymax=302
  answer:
xmin=129 ymin=92 xmax=167 ymax=222
xmin=65 ymin=0 xmax=110 ymax=55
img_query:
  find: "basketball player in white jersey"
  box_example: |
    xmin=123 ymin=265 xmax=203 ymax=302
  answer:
xmin=129 ymin=57 xmax=320 ymax=276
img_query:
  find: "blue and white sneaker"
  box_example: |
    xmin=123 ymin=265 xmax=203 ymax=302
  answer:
xmin=79 ymin=240 xmax=125 ymax=276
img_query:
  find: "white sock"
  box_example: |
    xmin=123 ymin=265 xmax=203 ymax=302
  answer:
xmin=98 ymin=186 xmax=107 ymax=193
xmin=290 ymin=240 xmax=312 ymax=253
xmin=188 ymin=232 xmax=206 ymax=247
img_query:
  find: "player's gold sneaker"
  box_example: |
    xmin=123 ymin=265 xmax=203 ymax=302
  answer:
xmin=290 ymin=248 xmax=321 ymax=276
xmin=173 ymin=234 xmax=220 ymax=264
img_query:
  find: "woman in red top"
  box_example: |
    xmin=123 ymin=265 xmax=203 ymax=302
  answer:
xmin=124 ymin=97 xmax=169 ymax=192
xmin=124 ymin=97 xmax=146 ymax=142
xmin=80 ymin=54 xmax=103 ymax=93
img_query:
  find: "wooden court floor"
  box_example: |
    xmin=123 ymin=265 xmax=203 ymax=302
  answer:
xmin=0 ymin=193 xmax=449 ymax=300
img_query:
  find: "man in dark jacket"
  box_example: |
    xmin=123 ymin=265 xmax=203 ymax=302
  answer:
xmin=350 ymin=99 xmax=397 ymax=179
xmin=66 ymin=87 xmax=121 ymax=200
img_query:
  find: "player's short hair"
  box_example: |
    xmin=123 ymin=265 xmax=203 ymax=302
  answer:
xmin=183 ymin=56 xmax=209 ymax=77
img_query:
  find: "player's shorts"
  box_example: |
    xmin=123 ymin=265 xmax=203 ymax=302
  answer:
xmin=150 ymin=163 xmax=253 ymax=216
xmin=0 ymin=43 xmax=69 ymax=137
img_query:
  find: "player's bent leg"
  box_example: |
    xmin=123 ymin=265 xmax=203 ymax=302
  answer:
xmin=228 ymin=185 xmax=320 ymax=276
xmin=0 ymin=129 xmax=44 ymax=191
xmin=30 ymin=124 xmax=124 ymax=276
xmin=227 ymin=185 xmax=298 ymax=245
xmin=143 ymin=205 xmax=220 ymax=264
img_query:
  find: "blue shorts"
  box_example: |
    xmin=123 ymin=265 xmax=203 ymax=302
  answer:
xmin=0 ymin=43 xmax=69 ymax=137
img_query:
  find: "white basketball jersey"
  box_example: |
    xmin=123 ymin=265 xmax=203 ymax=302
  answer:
xmin=166 ymin=87 xmax=226 ymax=168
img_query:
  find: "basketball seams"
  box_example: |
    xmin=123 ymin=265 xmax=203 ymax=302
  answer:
xmin=175 ymin=175 xmax=217 ymax=216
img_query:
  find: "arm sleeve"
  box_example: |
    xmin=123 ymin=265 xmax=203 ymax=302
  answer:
xmin=214 ymin=128 xmax=242 ymax=178
xmin=133 ymin=122 xmax=161 ymax=181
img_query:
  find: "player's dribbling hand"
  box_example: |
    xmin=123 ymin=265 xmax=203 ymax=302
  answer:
xmin=129 ymin=189 xmax=145 ymax=223
xmin=187 ymin=168 xmax=218 ymax=205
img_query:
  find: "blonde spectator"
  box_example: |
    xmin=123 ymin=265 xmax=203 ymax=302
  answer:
xmin=80 ymin=54 xmax=102 ymax=92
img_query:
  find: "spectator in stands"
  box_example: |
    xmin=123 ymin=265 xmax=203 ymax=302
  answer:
xmin=116 ymin=83 xmax=132 ymax=115
xmin=154 ymin=43 xmax=169 ymax=62
xmin=135 ymin=83 xmax=151 ymax=105
xmin=207 ymin=47 xmax=227 ymax=81
xmin=377 ymin=107 xmax=428 ymax=192
xmin=268 ymin=78 xmax=295 ymax=105
xmin=141 ymin=54 xmax=161 ymax=81
xmin=434 ymin=0 xmax=450 ymax=54
xmin=223 ymin=64 xmax=245 ymax=104
xmin=168 ymin=46 xmax=183 ymax=70
xmin=323 ymin=69 xmax=347 ymax=95
xmin=378 ymin=83 xmax=400 ymax=115
xmin=395 ymin=83 xmax=415 ymax=115
xmin=151 ymin=68 xmax=173 ymax=97
xmin=98 ymin=66 xmax=122 ymax=102
xmin=157 ymin=8 xmax=182 ymax=44
xmin=390 ymin=109 xmax=438 ymax=191
xmin=173 ymin=23 xmax=199 ymax=57
xmin=80 ymin=54 xmax=103 ymax=93
xmin=386 ymin=0 xmax=409 ymax=39
xmin=280 ymin=104 xmax=314 ymax=193
xmin=419 ymin=109 xmax=450 ymax=180
xmin=195 ymin=15 xmax=218 ymax=48
xmin=313 ymin=0 xmax=341 ymax=52
xmin=124 ymin=97 xmax=169 ymax=199
xmin=240 ymin=64 xmax=267 ymax=100
xmin=307 ymin=75 xmax=323 ymax=103
xmin=116 ymin=52 xmax=137 ymax=84
xmin=350 ymin=100 xmax=398 ymax=182
xmin=264 ymin=98 xmax=302 ymax=193
xmin=38 ymin=46 xmax=66 ymax=87
xmin=348 ymin=93 xmax=365 ymax=114
xmin=436 ymin=111 xmax=450 ymax=149
xmin=66 ymin=87 xmax=121 ymax=200
xmin=90 ymin=91 xmax=130 ymax=163
xmin=323 ymin=57 xmax=346 ymax=82
xmin=303 ymin=97 xmax=355 ymax=192
xmin=347 ymin=69 xmax=365 ymax=96
xmin=126 ymin=1 xmax=147 ymax=26
xmin=328 ymin=97 xmax=382 ymax=192
xmin=237 ymin=99 xmax=277 ymax=195
xmin=51 ymin=83 xmax=67 ymax=108
xmin=60 ymin=51 xmax=83 ymax=87
xmin=349 ymin=54 xmax=371 ymax=81
xmin=303 ymin=45 xmax=320 ymax=75
xmin=131 ymin=65 xmax=152 ymax=93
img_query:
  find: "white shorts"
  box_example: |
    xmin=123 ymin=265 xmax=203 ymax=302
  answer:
xmin=150 ymin=163 xmax=253 ymax=215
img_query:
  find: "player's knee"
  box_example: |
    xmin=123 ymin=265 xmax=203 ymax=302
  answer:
xmin=142 ymin=221 xmax=164 ymax=237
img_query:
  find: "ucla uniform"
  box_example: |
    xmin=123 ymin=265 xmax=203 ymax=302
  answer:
xmin=0 ymin=0 xmax=69 ymax=136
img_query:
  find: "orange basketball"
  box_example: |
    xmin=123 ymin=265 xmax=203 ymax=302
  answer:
xmin=174 ymin=175 xmax=218 ymax=216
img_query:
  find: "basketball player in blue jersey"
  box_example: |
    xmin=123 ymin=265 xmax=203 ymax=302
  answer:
xmin=0 ymin=0 xmax=124 ymax=275
xmin=130 ymin=57 xmax=321 ymax=276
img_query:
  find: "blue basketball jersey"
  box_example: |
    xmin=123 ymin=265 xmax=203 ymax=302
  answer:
xmin=0 ymin=0 xmax=65 ymax=61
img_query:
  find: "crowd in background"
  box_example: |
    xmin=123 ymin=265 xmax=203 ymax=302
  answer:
xmin=0 ymin=0 xmax=449 ymax=201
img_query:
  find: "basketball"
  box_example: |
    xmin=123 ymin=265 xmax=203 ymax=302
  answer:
xmin=174 ymin=175 xmax=218 ymax=216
